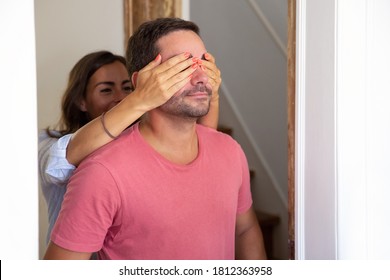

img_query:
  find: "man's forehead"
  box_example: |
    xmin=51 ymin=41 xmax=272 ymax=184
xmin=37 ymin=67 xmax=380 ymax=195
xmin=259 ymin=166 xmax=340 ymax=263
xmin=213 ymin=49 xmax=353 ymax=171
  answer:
xmin=157 ymin=30 xmax=206 ymax=60
xmin=164 ymin=52 xmax=207 ymax=60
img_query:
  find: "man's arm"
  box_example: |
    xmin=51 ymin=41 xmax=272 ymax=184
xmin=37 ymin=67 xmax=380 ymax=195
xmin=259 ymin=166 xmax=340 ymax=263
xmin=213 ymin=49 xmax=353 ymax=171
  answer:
xmin=44 ymin=159 xmax=120 ymax=260
xmin=235 ymin=206 xmax=267 ymax=260
xmin=44 ymin=241 xmax=92 ymax=260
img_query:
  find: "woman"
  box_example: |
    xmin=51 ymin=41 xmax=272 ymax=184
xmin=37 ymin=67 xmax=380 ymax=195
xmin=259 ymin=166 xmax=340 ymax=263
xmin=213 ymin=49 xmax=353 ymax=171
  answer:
xmin=38 ymin=50 xmax=221 ymax=242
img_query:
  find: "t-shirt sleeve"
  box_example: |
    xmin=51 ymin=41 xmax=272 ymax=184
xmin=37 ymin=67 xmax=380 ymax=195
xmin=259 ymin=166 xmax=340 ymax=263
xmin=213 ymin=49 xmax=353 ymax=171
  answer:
xmin=50 ymin=159 xmax=121 ymax=253
xmin=236 ymin=146 xmax=253 ymax=214
xmin=46 ymin=133 xmax=76 ymax=184
xmin=38 ymin=131 xmax=57 ymax=187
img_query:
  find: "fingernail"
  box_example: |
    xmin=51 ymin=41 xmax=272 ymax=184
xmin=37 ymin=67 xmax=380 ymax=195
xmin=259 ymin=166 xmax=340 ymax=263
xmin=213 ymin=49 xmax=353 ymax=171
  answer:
xmin=154 ymin=54 xmax=161 ymax=61
xmin=192 ymin=63 xmax=198 ymax=69
xmin=205 ymin=53 xmax=210 ymax=60
xmin=184 ymin=52 xmax=191 ymax=58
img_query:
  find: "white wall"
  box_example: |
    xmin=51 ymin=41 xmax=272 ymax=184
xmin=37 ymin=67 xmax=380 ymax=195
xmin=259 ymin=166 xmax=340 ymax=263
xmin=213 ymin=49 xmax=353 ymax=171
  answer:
xmin=0 ymin=0 xmax=38 ymax=259
xmin=296 ymin=0 xmax=390 ymax=259
xmin=336 ymin=0 xmax=390 ymax=259
xmin=295 ymin=0 xmax=337 ymax=259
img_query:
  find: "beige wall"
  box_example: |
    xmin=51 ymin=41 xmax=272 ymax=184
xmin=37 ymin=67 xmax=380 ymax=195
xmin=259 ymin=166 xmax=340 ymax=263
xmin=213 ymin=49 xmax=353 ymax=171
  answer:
xmin=35 ymin=0 xmax=125 ymax=130
xmin=35 ymin=0 xmax=124 ymax=258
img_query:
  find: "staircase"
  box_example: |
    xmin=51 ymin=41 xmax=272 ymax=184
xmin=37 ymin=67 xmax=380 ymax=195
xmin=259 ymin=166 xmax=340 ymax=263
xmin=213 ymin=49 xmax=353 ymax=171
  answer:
xmin=218 ymin=125 xmax=280 ymax=259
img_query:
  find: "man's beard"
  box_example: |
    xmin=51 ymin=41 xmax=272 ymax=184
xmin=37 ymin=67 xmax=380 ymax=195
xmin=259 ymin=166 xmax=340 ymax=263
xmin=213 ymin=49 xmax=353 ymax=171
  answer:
xmin=159 ymin=84 xmax=212 ymax=119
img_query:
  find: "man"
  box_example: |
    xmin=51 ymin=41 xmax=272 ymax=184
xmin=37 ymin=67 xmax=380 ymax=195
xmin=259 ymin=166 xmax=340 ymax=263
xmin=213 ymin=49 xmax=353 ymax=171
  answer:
xmin=44 ymin=18 xmax=266 ymax=260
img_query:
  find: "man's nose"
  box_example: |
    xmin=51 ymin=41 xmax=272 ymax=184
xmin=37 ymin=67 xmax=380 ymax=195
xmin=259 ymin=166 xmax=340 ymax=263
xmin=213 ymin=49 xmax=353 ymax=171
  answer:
xmin=190 ymin=65 xmax=209 ymax=86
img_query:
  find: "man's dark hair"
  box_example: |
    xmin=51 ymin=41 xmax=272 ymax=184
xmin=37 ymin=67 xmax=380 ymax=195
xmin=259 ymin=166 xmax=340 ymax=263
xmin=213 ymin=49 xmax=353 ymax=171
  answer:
xmin=126 ymin=17 xmax=200 ymax=79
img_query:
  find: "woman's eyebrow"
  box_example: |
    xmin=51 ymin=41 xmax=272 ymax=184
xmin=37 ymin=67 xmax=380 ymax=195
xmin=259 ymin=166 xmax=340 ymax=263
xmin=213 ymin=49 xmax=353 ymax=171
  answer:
xmin=94 ymin=79 xmax=131 ymax=87
xmin=95 ymin=81 xmax=114 ymax=87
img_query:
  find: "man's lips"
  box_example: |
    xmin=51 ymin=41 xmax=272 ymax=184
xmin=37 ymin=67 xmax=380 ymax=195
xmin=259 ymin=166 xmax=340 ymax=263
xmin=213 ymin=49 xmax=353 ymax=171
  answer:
xmin=181 ymin=84 xmax=212 ymax=99
xmin=186 ymin=91 xmax=210 ymax=98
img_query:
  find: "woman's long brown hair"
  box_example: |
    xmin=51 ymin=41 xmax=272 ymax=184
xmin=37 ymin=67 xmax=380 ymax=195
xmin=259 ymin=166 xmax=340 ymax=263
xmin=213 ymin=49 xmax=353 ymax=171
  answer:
xmin=46 ymin=51 xmax=127 ymax=138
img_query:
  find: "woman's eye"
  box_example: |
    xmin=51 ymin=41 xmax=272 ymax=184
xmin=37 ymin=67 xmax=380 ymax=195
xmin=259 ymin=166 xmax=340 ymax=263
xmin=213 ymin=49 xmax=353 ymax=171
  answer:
xmin=123 ymin=86 xmax=132 ymax=93
xmin=100 ymin=88 xmax=112 ymax=94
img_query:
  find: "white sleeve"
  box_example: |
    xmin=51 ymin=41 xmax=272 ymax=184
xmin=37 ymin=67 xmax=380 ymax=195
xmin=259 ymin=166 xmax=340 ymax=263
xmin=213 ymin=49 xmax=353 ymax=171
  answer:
xmin=45 ymin=133 xmax=76 ymax=185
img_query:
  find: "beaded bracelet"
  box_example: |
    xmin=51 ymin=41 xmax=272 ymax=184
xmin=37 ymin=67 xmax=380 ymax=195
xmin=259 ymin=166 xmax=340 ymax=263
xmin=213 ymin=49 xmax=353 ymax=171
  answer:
xmin=101 ymin=112 xmax=117 ymax=139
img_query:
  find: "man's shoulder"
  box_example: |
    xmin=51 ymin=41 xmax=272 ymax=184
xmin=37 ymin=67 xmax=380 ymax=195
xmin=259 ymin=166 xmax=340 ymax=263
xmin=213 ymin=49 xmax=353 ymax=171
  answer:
xmin=82 ymin=125 xmax=138 ymax=162
xmin=196 ymin=124 xmax=238 ymax=145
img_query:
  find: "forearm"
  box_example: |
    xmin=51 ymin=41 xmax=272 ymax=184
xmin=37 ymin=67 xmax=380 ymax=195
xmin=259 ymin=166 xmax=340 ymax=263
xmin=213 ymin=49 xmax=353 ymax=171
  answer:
xmin=67 ymin=53 xmax=198 ymax=166
xmin=235 ymin=208 xmax=267 ymax=260
xmin=198 ymin=95 xmax=219 ymax=129
xmin=44 ymin=241 xmax=92 ymax=260
xmin=67 ymin=93 xmax=147 ymax=166
xmin=235 ymin=223 xmax=267 ymax=260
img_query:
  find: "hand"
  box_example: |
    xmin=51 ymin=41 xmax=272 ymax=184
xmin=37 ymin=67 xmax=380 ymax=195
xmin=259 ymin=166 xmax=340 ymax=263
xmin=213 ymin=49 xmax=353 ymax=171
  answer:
xmin=132 ymin=52 xmax=199 ymax=111
xmin=196 ymin=52 xmax=220 ymax=129
xmin=201 ymin=52 xmax=221 ymax=102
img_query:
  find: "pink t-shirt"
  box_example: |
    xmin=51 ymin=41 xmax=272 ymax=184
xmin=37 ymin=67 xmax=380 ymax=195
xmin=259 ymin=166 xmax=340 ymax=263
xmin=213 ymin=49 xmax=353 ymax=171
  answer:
xmin=51 ymin=123 xmax=252 ymax=260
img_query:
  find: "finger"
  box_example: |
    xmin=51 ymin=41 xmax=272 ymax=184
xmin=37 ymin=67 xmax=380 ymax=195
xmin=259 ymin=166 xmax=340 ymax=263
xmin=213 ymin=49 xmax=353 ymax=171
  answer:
xmin=163 ymin=61 xmax=199 ymax=91
xmin=139 ymin=59 xmax=197 ymax=102
xmin=204 ymin=52 xmax=216 ymax=63
xmin=200 ymin=61 xmax=220 ymax=82
xmin=152 ymin=52 xmax=192 ymax=75
xmin=139 ymin=52 xmax=190 ymax=75
xmin=200 ymin=58 xmax=218 ymax=72
xmin=201 ymin=53 xmax=221 ymax=94
xmin=166 ymin=73 xmax=193 ymax=95
xmin=138 ymin=54 xmax=162 ymax=73
xmin=199 ymin=54 xmax=219 ymax=78
xmin=136 ymin=53 xmax=193 ymax=92
xmin=208 ymin=75 xmax=220 ymax=90
xmin=150 ymin=69 xmax=194 ymax=103
xmin=156 ymin=56 xmax=197 ymax=84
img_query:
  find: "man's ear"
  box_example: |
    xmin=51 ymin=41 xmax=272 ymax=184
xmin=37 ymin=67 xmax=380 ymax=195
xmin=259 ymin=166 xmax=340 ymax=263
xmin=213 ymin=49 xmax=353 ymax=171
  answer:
xmin=131 ymin=72 xmax=139 ymax=88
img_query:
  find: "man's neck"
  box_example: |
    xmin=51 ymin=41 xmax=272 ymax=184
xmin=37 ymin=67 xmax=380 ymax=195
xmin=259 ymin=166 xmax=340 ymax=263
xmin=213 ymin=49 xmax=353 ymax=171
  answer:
xmin=138 ymin=112 xmax=199 ymax=165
